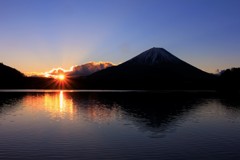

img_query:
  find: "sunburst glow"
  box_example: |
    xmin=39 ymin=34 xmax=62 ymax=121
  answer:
xmin=58 ymin=74 xmax=65 ymax=80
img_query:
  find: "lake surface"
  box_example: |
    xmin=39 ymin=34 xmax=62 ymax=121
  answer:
xmin=0 ymin=91 xmax=240 ymax=160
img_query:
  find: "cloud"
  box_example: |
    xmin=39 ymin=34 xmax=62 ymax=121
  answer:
xmin=44 ymin=61 xmax=114 ymax=78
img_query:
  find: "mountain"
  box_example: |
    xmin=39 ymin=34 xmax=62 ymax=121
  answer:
xmin=122 ymin=47 xmax=182 ymax=65
xmin=0 ymin=63 xmax=24 ymax=78
xmin=0 ymin=63 xmax=25 ymax=88
xmin=88 ymin=48 xmax=215 ymax=89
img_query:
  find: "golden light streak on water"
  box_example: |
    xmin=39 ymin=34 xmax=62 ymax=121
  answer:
xmin=23 ymin=92 xmax=76 ymax=120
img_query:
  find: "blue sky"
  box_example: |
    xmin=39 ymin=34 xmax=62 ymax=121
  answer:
xmin=0 ymin=0 xmax=240 ymax=73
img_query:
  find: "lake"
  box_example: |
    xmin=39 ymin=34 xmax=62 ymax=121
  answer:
xmin=0 ymin=90 xmax=240 ymax=160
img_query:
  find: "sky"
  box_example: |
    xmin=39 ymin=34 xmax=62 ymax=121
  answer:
xmin=0 ymin=0 xmax=240 ymax=74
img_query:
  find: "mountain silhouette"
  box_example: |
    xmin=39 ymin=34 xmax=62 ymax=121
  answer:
xmin=0 ymin=63 xmax=24 ymax=78
xmin=0 ymin=63 xmax=25 ymax=88
xmin=123 ymin=47 xmax=183 ymax=65
xmin=88 ymin=48 xmax=215 ymax=89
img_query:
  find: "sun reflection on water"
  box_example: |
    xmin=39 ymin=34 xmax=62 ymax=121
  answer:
xmin=21 ymin=92 xmax=121 ymax=122
xmin=59 ymin=91 xmax=64 ymax=112
xmin=23 ymin=91 xmax=76 ymax=120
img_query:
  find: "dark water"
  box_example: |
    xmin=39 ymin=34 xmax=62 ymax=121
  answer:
xmin=0 ymin=91 xmax=240 ymax=160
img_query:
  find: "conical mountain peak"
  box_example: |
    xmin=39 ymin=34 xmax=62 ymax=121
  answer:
xmin=87 ymin=47 xmax=214 ymax=89
xmin=122 ymin=47 xmax=182 ymax=66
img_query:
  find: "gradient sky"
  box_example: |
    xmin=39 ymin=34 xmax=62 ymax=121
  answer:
xmin=1 ymin=0 xmax=240 ymax=73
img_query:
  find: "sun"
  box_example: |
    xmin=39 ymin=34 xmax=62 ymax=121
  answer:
xmin=58 ymin=74 xmax=65 ymax=80
xmin=44 ymin=73 xmax=72 ymax=89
